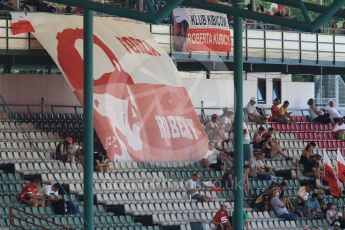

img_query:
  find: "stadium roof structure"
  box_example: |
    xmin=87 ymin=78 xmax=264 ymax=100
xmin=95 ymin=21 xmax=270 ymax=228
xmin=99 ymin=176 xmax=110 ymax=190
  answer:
xmin=39 ymin=0 xmax=345 ymax=229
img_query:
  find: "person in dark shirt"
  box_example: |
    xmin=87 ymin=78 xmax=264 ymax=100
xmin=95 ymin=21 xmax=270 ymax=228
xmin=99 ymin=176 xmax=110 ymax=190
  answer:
xmin=299 ymin=143 xmax=321 ymax=178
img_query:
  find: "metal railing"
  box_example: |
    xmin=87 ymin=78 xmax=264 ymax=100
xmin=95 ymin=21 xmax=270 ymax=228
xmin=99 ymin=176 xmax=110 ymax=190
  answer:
xmin=10 ymin=207 xmax=71 ymax=230
xmin=0 ymin=13 xmax=345 ymax=66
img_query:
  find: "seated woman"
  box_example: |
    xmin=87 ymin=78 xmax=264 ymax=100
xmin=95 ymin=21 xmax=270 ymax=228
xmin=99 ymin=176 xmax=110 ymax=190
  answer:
xmin=262 ymin=136 xmax=290 ymax=159
xmin=94 ymin=151 xmax=109 ymax=173
xmin=253 ymin=126 xmax=265 ymax=149
xmin=299 ymin=144 xmax=321 ymax=178
xmin=307 ymin=98 xmax=331 ymax=124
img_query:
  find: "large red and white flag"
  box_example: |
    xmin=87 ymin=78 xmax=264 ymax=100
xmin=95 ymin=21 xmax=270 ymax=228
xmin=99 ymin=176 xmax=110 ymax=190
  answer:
xmin=323 ymin=151 xmax=341 ymax=197
xmin=24 ymin=13 xmax=209 ymax=162
xmin=337 ymin=149 xmax=345 ymax=183
xmin=10 ymin=12 xmax=35 ymax=35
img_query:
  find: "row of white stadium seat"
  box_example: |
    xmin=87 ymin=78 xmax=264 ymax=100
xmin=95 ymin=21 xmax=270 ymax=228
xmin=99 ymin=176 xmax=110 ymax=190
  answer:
xmin=96 ymin=192 xmax=226 ymax=205
xmin=42 ymin=172 xmax=167 ymax=184
xmin=15 ymin=162 xmax=83 ymax=174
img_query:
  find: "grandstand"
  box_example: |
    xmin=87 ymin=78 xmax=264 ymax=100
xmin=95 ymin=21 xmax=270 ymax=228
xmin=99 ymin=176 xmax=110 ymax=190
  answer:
xmin=1 ymin=0 xmax=345 ymax=230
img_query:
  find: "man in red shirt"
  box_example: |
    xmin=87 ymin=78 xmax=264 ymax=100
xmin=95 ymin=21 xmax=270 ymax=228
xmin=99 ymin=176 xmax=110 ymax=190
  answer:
xmin=271 ymin=98 xmax=286 ymax=123
xmin=213 ymin=203 xmax=231 ymax=230
xmin=18 ymin=178 xmax=45 ymax=207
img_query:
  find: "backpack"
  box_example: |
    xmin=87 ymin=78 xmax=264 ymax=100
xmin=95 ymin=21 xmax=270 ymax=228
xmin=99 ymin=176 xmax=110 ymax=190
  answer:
xmin=51 ymin=199 xmax=66 ymax=215
xmin=65 ymin=201 xmax=78 ymax=214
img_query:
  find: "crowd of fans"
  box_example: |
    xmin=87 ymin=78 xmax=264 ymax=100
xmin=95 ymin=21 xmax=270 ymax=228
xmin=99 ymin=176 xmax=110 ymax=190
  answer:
xmin=193 ymin=96 xmax=345 ymax=229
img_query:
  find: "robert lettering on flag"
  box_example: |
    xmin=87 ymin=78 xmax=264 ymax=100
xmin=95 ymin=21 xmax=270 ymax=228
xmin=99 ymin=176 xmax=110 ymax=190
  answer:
xmin=24 ymin=14 xmax=209 ymax=162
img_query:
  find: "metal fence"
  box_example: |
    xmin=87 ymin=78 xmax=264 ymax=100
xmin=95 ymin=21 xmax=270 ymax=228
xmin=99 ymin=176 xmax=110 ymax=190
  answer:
xmin=0 ymin=13 xmax=345 ymax=66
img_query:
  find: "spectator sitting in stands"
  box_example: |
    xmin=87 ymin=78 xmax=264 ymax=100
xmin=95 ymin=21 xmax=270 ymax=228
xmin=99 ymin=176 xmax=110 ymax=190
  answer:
xmin=306 ymin=193 xmax=323 ymax=219
xmin=18 ymin=178 xmax=45 ymax=207
xmin=55 ymin=137 xmax=75 ymax=163
xmin=271 ymin=98 xmax=283 ymax=122
xmin=326 ymin=202 xmax=345 ymax=228
xmin=212 ymin=203 xmax=232 ymax=230
xmin=332 ymin=119 xmax=345 ymax=140
xmin=307 ymin=98 xmax=331 ymax=124
xmin=202 ymin=141 xmax=225 ymax=171
xmin=297 ymin=185 xmax=311 ymax=206
xmin=205 ymin=114 xmax=225 ymax=148
xmin=249 ymin=151 xmax=274 ymax=180
xmin=262 ymin=136 xmax=290 ymax=159
xmin=271 ymin=189 xmax=297 ymax=221
xmin=262 ymin=127 xmax=275 ymax=139
xmin=325 ymin=100 xmax=345 ymax=124
xmin=245 ymin=97 xmax=267 ymax=124
xmin=253 ymin=126 xmax=265 ymax=149
xmin=278 ymin=181 xmax=293 ymax=212
xmin=252 ymin=190 xmax=270 ymax=212
xmin=299 ymin=143 xmax=322 ymax=179
xmin=185 ymin=172 xmax=213 ymax=202
xmin=279 ymin=100 xmax=294 ymax=123
xmin=39 ymin=183 xmax=61 ymax=207
xmin=94 ymin=151 xmax=109 ymax=173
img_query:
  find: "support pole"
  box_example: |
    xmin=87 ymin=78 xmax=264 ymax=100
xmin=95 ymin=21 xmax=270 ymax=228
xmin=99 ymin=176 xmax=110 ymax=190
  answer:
xmin=83 ymin=9 xmax=94 ymax=230
xmin=310 ymin=0 xmax=345 ymax=31
xmin=145 ymin=0 xmax=154 ymax=13
xmin=298 ymin=0 xmax=312 ymax=24
xmin=233 ymin=0 xmax=243 ymax=229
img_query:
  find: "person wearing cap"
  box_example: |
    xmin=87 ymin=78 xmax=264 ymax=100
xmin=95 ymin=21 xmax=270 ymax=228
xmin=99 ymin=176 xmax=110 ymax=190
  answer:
xmin=212 ymin=203 xmax=231 ymax=230
xmin=245 ymin=97 xmax=267 ymax=124
xmin=55 ymin=137 xmax=75 ymax=163
xmin=172 ymin=8 xmax=189 ymax=52
xmin=325 ymin=100 xmax=345 ymax=124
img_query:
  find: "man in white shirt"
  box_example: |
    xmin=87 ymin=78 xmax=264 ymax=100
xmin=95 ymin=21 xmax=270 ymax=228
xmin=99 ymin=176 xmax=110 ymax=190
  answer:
xmin=325 ymin=100 xmax=344 ymax=123
xmin=202 ymin=142 xmax=224 ymax=171
xmin=185 ymin=172 xmax=213 ymax=202
xmin=245 ymin=97 xmax=267 ymax=124
xmin=243 ymin=122 xmax=253 ymax=163
xmin=39 ymin=183 xmax=61 ymax=207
